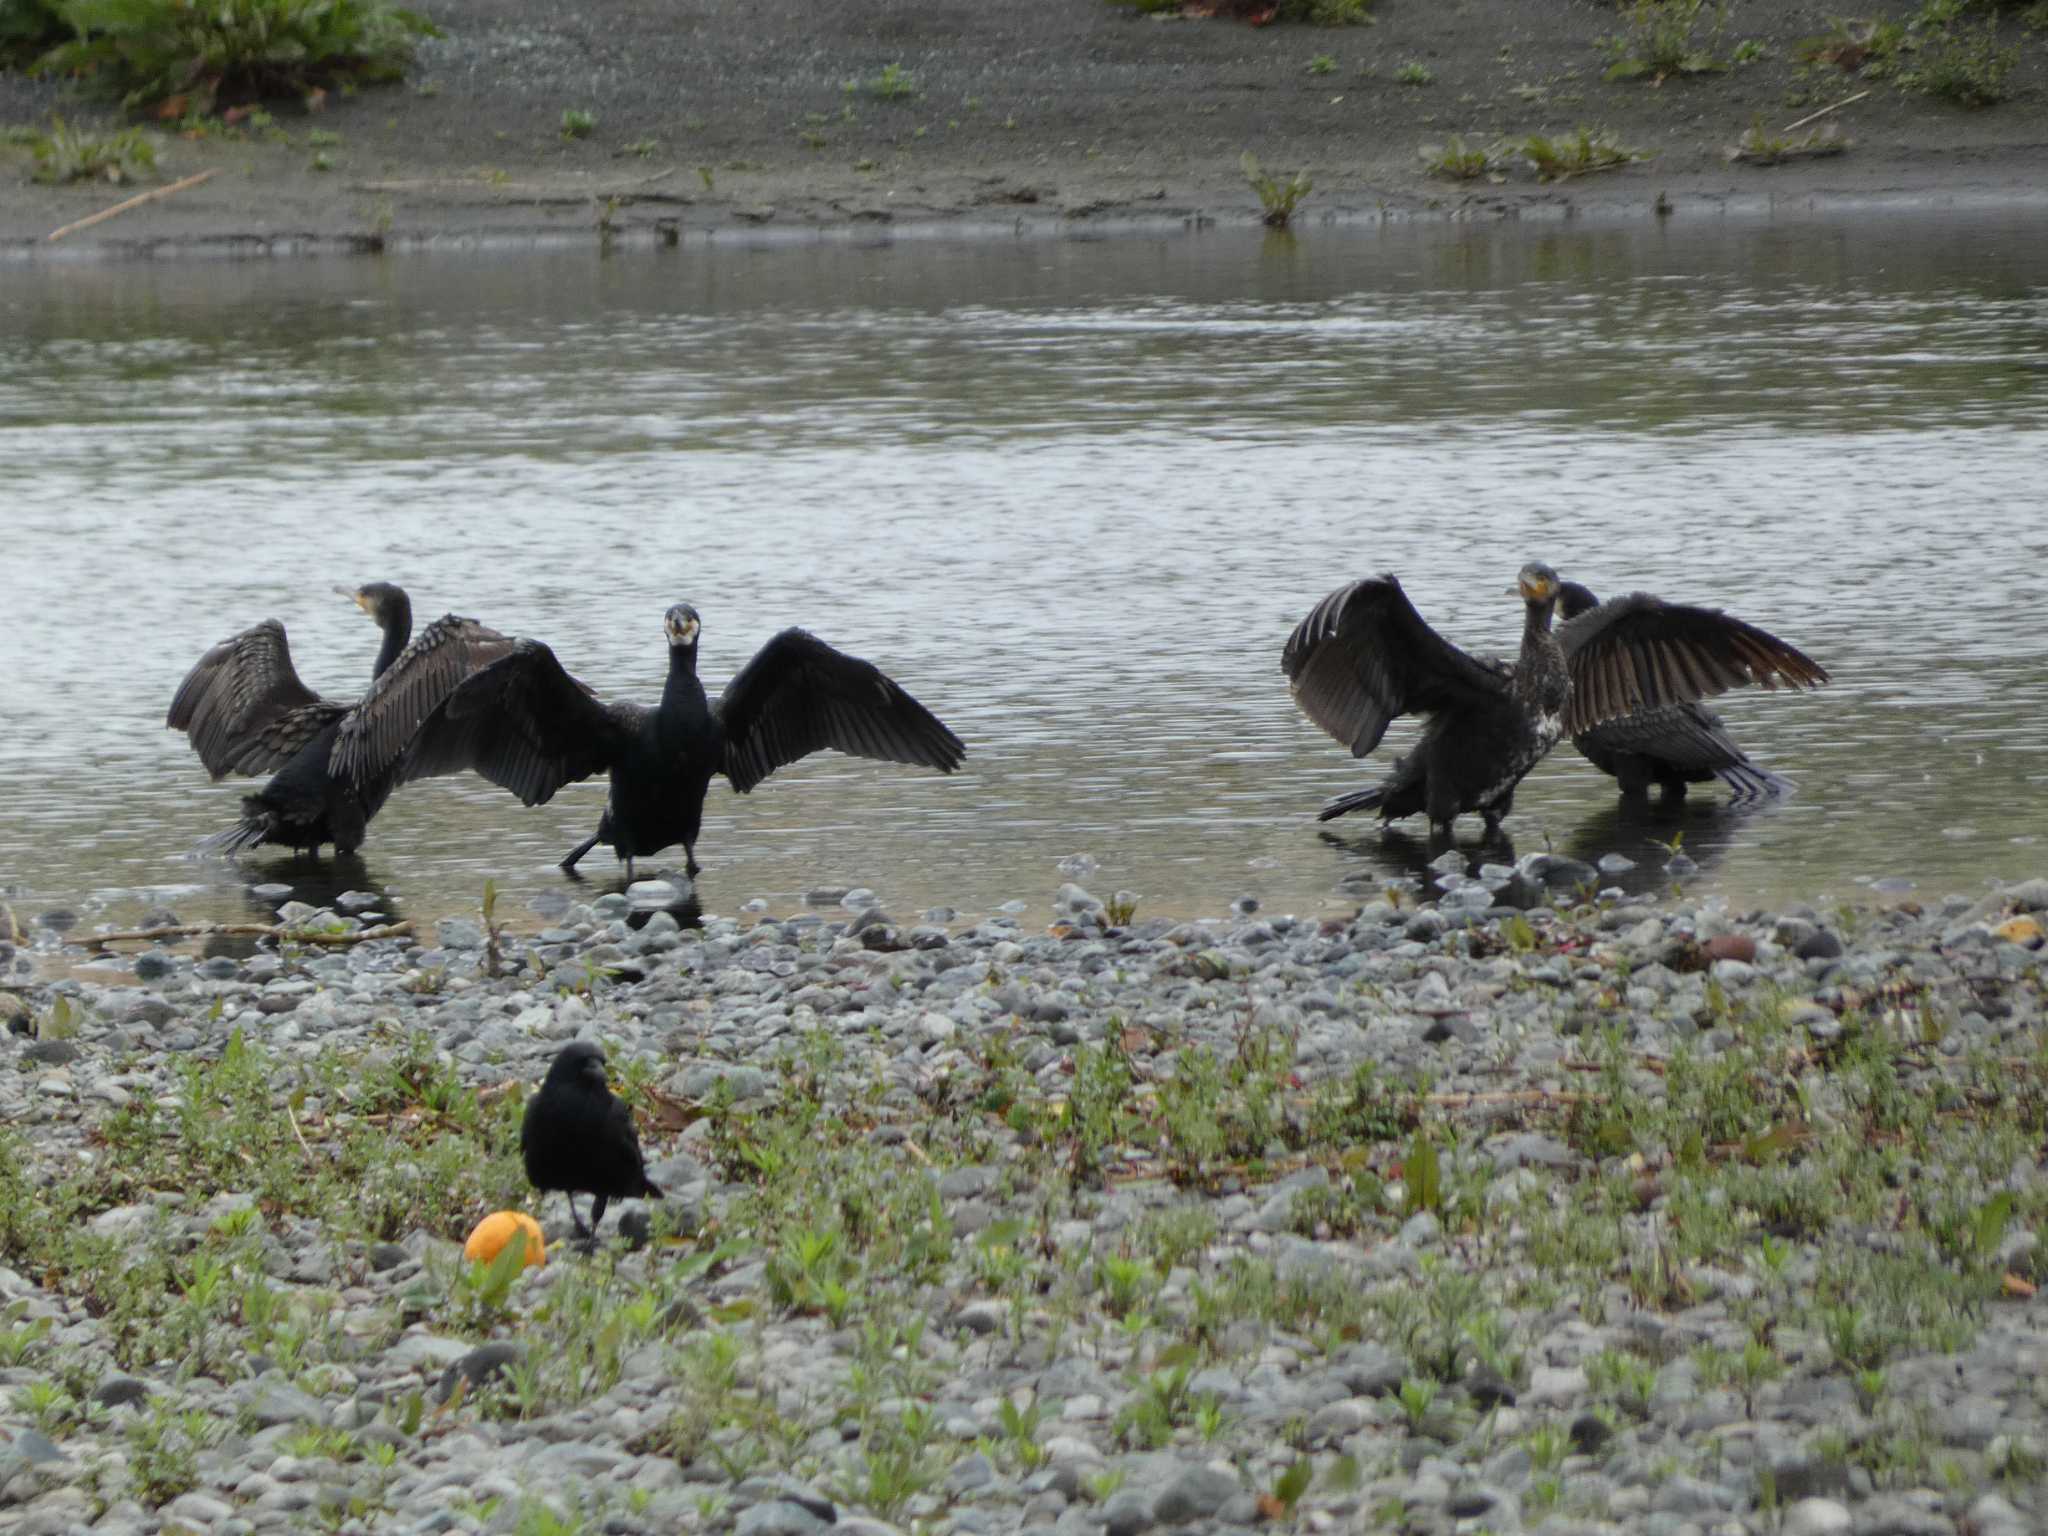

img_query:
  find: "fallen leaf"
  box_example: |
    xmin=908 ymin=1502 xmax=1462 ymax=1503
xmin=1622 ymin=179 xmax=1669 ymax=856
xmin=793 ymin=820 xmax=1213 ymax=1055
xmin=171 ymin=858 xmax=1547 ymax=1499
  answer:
xmin=2004 ymin=1273 xmax=2037 ymax=1299
xmin=1254 ymin=1493 xmax=1287 ymax=1521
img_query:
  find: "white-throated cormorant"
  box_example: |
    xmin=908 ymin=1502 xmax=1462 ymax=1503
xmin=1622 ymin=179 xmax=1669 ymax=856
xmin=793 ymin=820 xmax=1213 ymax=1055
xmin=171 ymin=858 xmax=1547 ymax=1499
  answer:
xmin=1556 ymin=580 xmax=1811 ymax=800
xmin=1283 ymin=563 xmax=1828 ymax=837
xmin=387 ymin=603 xmax=966 ymax=880
xmin=167 ymin=583 xmax=518 ymax=856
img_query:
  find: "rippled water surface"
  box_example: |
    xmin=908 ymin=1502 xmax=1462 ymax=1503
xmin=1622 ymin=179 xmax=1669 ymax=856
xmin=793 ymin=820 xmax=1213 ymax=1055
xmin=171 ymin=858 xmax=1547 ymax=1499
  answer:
xmin=4 ymin=214 xmax=2046 ymax=934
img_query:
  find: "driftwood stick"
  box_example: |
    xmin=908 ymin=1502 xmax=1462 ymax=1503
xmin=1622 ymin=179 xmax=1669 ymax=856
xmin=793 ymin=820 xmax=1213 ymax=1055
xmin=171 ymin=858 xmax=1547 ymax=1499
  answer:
xmin=46 ymin=168 xmax=218 ymax=243
xmin=81 ymin=919 xmax=412 ymax=950
xmin=1780 ymin=90 xmax=1870 ymax=135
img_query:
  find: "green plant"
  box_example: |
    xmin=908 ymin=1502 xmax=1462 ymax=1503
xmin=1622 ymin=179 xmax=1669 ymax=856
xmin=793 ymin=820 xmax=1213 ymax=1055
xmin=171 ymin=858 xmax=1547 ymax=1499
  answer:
xmin=1276 ymin=0 xmax=1375 ymax=20
xmin=1 ymin=0 xmax=65 ymax=58
xmin=848 ymin=62 xmax=918 ymax=101
xmin=1419 ymin=133 xmax=1494 ymax=180
xmin=1599 ymin=0 xmax=1728 ymax=81
xmin=40 ymin=0 xmax=438 ymax=115
xmin=1395 ymin=60 xmax=1434 ymax=84
xmin=1516 ymin=126 xmax=1647 ymax=181
xmin=1396 ymin=1375 xmax=1438 ymax=1429
xmin=1307 ymin=52 xmax=1336 ymax=74
xmin=1241 ymin=151 xmax=1312 ymax=228
xmin=25 ymin=114 xmax=156 ymax=182
xmin=1728 ymin=115 xmax=1850 ymax=164
xmin=560 ymin=108 xmax=596 ymax=140
xmin=1905 ymin=15 xmax=2019 ymax=104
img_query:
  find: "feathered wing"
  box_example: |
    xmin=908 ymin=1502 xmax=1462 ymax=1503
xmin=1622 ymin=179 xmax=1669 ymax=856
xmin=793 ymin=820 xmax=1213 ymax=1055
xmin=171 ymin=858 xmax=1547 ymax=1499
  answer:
xmin=394 ymin=639 xmax=633 ymax=806
xmin=714 ymin=628 xmax=966 ymax=795
xmin=167 ymin=618 xmax=348 ymax=778
xmin=1281 ymin=575 xmax=1513 ymax=757
xmin=1557 ymin=593 xmax=1830 ymax=736
xmin=328 ymin=614 xmax=523 ymax=787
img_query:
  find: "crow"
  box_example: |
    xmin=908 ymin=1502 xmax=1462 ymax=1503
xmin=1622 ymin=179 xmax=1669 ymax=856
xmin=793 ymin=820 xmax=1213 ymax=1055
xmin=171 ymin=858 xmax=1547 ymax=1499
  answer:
xmin=521 ymin=1041 xmax=661 ymax=1243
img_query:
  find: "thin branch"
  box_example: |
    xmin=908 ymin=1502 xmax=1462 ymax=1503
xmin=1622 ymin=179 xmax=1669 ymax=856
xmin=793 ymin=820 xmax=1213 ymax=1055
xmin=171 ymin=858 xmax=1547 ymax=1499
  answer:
xmin=46 ymin=169 xmax=218 ymax=243
xmin=1780 ymin=90 xmax=1870 ymax=135
xmin=80 ymin=919 xmax=412 ymax=950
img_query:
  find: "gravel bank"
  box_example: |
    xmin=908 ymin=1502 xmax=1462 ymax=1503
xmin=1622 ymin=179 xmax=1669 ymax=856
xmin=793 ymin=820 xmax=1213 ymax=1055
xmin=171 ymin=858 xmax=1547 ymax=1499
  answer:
xmin=2 ymin=861 xmax=2046 ymax=1534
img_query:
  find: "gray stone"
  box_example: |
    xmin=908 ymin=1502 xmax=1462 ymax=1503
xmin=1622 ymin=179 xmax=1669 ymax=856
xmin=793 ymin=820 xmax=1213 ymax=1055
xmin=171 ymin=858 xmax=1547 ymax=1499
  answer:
xmin=736 ymin=1502 xmax=830 ymax=1536
xmin=1100 ymin=1488 xmax=1155 ymax=1536
xmin=434 ymin=917 xmax=487 ymax=951
xmin=23 ymin=1039 xmax=81 ymax=1065
xmin=1152 ymin=1463 xmax=1239 ymax=1524
xmin=1780 ymin=1498 xmax=1852 ymax=1536
xmin=242 ymin=1381 xmax=327 ymax=1428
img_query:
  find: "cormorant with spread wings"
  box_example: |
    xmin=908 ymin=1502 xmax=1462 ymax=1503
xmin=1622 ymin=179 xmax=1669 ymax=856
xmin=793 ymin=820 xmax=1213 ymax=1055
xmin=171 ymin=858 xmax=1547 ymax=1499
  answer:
xmin=167 ymin=583 xmax=518 ymax=856
xmin=1555 ymin=581 xmax=1800 ymax=801
xmin=1282 ymin=563 xmax=1828 ymax=837
xmin=390 ymin=603 xmax=966 ymax=880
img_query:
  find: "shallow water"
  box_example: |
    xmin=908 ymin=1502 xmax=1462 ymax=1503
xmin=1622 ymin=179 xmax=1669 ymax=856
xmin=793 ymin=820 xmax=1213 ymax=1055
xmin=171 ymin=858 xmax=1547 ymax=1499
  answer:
xmin=3 ymin=213 xmax=2046 ymax=935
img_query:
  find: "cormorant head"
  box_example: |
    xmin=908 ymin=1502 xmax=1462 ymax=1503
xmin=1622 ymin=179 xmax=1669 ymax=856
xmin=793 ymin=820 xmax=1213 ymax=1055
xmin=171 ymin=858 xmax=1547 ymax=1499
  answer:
xmin=1555 ymin=580 xmax=1600 ymax=622
xmin=546 ymin=1039 xmax=610 ymax=1092
xmin=1512 ymin=563 xmax=1560 ymax=605
xmin=663 ymin=603 xmax=702 ymax=650
xmin=338 ymin=581 xmax=410 ymax=627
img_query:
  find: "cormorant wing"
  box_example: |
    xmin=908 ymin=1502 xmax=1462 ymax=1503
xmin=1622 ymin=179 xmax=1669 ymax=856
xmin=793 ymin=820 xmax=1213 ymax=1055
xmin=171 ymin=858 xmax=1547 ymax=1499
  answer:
xmin=1281 ymin=575 xmax=1512 ymax=757
xmin=328 ymin=615 xmax=523 ymax=787
xmin=713 ymin=628 xmax=967 ymax=795
xmin=1577 ymin=701 xmax=1746 ymax=774
xmin=167 ymin=618 xmax=349 ymax=778
xmin=1558 ymin=593 xmax=1830 ymax=735
xmin=395 ymin=638 xmax=629 ymax=805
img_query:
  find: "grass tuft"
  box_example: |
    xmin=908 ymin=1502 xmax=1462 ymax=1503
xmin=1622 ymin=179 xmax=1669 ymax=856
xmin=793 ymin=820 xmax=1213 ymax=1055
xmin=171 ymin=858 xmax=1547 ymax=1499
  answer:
xmin=37 ymin=0 xmax=438 ymax=116
xmin=1241 ymin=149 xmax=1311 ymax=227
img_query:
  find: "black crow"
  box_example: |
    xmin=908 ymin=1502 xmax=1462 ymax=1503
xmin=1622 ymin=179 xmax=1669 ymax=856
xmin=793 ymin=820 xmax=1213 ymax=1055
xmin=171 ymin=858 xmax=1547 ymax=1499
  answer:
xmin=521 ymin=1041 xmax=661 ymax=1243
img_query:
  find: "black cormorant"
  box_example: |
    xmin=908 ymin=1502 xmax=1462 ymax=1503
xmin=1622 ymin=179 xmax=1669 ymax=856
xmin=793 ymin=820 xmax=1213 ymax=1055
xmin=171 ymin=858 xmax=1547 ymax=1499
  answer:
xmin=1556 ymin=581 xmax=1809 ymax=801
xmin=391 ymin=603 xmax=967 ymax=880
xmin=1283 ymin=563 xmax=1829 ymax=837
xmin=167 ymin=583 xmax=517 ymax=856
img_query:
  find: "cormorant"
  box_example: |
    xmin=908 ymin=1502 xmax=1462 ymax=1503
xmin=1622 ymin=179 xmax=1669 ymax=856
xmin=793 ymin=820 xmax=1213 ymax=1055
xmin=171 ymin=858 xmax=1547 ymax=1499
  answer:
xmin=1557 ymin=581 xmax=1805 ymax=801
xmin=167 ymin=583 xmax=517 ymax=856
xmin=1283 ymin=562 xmax=1828 ymax=837
xmin=391 ymin=603 xmax=966 ymax=880
xmin=522 ymin=1041 xmax=661 ymax=1243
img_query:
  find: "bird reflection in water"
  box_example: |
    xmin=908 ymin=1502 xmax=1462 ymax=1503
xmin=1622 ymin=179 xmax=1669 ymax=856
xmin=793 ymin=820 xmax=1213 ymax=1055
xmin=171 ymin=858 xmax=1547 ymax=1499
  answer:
xmin=1320 ymin=792 xmax=1763 ymax=908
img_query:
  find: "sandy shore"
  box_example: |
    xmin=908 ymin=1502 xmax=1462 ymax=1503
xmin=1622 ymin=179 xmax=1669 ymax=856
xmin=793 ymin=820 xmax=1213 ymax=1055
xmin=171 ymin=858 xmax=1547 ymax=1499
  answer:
xmin=3 ymin=0 xmax=2046 ymax=254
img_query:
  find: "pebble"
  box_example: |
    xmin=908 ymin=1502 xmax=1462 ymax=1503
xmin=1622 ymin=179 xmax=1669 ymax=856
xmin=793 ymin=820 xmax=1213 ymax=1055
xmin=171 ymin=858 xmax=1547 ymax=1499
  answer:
xmin=0 ymin=873 xmax=2038 ymax=1536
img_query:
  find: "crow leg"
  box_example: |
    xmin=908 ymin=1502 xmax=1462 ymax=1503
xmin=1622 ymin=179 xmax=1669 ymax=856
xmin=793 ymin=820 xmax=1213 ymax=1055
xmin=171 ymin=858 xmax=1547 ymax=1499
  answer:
xmin=589 ymin=1194 xmax=610 ymax=1235
xmin=685 ymin=843 xmax=701 ymax=880
xmin=623 ymin=857 xmax=635 ymax=883
xmin=560 ymin=829 xmax=602 ymax=876
xmin=565 ymin=1193 xmax=591 ymax=1239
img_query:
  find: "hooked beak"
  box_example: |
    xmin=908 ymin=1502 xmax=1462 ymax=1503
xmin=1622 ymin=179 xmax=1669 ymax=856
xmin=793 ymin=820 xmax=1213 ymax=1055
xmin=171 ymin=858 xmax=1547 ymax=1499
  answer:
xmin=334 ymin=584 xmax=371 ymax=612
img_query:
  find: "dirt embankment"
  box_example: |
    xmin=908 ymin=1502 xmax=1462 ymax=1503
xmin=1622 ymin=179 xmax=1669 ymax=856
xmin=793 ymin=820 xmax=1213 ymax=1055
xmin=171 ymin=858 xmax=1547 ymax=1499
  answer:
xmin=2 ymin=0 xmax=2046 ymax=254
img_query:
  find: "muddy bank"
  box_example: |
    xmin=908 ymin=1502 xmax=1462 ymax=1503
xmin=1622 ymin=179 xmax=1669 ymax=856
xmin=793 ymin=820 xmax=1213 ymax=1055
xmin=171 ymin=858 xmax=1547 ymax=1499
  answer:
xmin=3 ymin=0 xmax=2046 ymax=254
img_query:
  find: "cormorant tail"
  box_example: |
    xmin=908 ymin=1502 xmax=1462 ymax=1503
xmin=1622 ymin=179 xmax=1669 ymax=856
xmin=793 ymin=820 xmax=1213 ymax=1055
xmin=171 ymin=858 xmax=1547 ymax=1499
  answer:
xmin=1717 ymin=762 xmax=1793 ymax=801
xmin=1317 ymin=786 xmax=1389 ymax=823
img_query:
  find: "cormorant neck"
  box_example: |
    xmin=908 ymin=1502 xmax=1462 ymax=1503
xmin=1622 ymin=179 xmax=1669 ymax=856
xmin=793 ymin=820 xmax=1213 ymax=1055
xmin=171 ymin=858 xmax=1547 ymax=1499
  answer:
xmin=1521 ymin=596 xmax=1556 ymax=645
xmin=372 ymin=599 xmax=413 ymax=678
xmin=661 ymin=644 xmax=706 ymax=714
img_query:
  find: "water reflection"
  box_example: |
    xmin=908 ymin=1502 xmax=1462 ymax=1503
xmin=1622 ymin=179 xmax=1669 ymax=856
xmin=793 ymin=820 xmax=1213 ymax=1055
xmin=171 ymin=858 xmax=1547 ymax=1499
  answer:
xmin=2 ymin=212 xmax=2045 ymax=931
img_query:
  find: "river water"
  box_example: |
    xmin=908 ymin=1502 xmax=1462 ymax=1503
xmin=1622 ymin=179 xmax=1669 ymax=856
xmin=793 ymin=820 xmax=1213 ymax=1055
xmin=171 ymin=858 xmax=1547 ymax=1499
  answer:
xmin=3 ymin=212 xmax=2045 ymax=935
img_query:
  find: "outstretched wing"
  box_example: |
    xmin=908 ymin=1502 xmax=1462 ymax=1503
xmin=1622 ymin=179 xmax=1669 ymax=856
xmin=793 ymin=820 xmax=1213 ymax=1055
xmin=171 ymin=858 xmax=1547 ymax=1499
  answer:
xmin=714 ymin=628 xmax=966 ymax=795
xmin=1281 ymin=575 xmax=1513 ymax=757
xmin=396 ymin=639 xmax=632 ymax=806
xmin=1558 ymin=593 xmax=1829 ymax=736
xmin=328 ymin=614 xmax=523 ymax=787
xmin=167 ymin=618 xmax=348 ymax=778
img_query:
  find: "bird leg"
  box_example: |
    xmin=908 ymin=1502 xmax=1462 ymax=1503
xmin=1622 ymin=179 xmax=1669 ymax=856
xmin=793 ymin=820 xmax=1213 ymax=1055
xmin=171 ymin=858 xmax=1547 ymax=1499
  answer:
xmin=560 ymin=829 xmax=602 ymax=876
xmin=564 ymin=1192 xmax=591 ymax=1239
xmin=685 ymin=844 xmax=701 ymax=880
xmin=623 ymin=857 xmax=635 ymax=883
